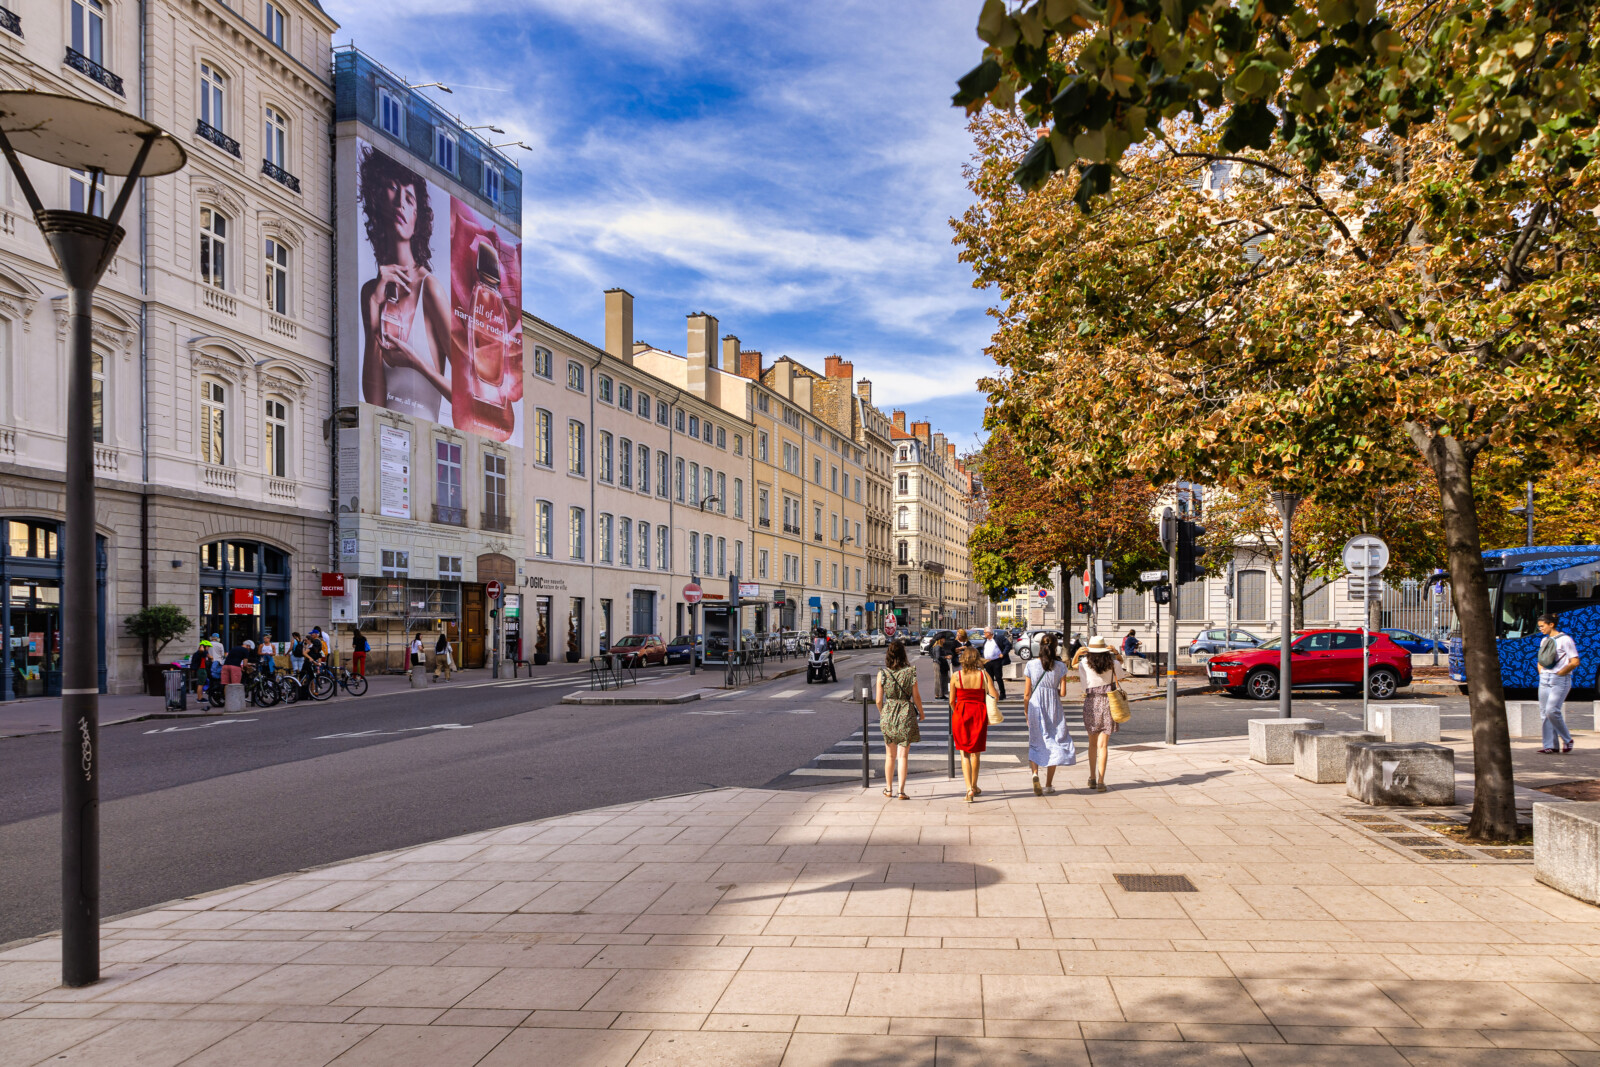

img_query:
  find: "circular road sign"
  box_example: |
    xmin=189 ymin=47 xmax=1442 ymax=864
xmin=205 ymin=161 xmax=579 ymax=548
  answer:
xmin=682 ymin=582 xmax=703 ymax=604
xmin=485 ymin=580 xmax=503 ymax=600
xmin=1342 ymin=534 xmax=1390 ymax=577
xmin=884 ymin=616 xmax=897 ymax=635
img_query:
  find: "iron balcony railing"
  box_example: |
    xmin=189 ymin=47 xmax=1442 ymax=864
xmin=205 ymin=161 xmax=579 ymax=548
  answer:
xmin=195 ymin=120 xmax=240 ymax=157
xmin=0 ymin=7 xmax=22 ymax=36
xmin=481 ymin=511 xmax=511 ymax=533
xmin=65 ymin=48 xmax=123 ymax=95
xmin=432 ymin=504 xmax=466 ymax=527
xmin=261 ymin=158 xmax=301 ymax=193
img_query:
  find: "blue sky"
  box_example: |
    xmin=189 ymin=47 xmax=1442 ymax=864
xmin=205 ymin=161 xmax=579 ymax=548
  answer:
xmin=329 ymin=0 xmax=995 ymax=450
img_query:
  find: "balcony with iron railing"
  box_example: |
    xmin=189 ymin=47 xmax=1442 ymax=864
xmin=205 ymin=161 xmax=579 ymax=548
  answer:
xmin=432 ymin=504 xmax=466 ymax=527
xmin=758 ymin=517 xmax=771 ymax=528
xmin=481 ymin=511 xmax=511 ymax=533
xmin=261 ymin=158 xmax=301 ymax=193
xmin=65 ymin=48 xmax=123 ymax=95
xmin=195 ymin=119 xmax=240 ymax=157
xmin=0 ymin=6 xmax=21 ymax=36
xmin=782 ymin=523 xmax=801 ymax=535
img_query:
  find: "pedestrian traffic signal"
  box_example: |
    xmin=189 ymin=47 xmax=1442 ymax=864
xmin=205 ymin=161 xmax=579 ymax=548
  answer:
xmin=1176 ymin=520 xmax=1208 ymax=584
xmin=1075 ymin=602 xmax=1089 ymax=614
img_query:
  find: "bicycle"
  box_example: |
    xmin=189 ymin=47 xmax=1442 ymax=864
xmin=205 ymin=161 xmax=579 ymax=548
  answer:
xmin=331 ymin=664 xmax=367 ymax=696
xmin=243 ymin=668 xmax=280 ymax=708
xmin=278 ymin=663 xmax=336 ymax=703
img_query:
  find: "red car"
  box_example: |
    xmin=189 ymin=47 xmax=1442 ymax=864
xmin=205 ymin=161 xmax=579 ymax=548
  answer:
xmin=1206 ymin=629 xmax=1412 ymax=700
xmin=611 ymin=634 xmax=666 ymax=667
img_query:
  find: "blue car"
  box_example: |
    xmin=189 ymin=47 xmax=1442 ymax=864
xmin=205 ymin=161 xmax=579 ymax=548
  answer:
xmin=1380 ymin=628 xmax=1442 ymax=655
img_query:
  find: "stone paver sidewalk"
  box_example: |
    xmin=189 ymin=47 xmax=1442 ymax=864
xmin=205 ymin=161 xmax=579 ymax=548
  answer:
xmin=3 ymin=737 xmax=1598 ymax=1066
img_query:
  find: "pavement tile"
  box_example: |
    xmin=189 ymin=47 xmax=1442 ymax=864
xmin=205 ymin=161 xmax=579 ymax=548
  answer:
xmin=848 ymin=973 xmax=982 ymax=1019
xmin=433 ymin=1007 xmax=530 ymax=1026
xmin=1376 ymin=980 xmax=1565 ymax=1030
xmin=432 ymin=941 xmax=600 ymax=969
xmin=714 ymin=970 xmax=855 ymax=1016
xmin=980 ymin=974 xmax=1121 ymax=1021
xmin=179 ymin=1019 xmax=378 ymax=1066
xmin=1483 ymin=1029 xmax=1600 ymax=1051
xmin=1239 ymin=979 xmax=1417 ymax=1028
xmin=90 ymin=963 xmax=274 ymax=1003
xmin=889 ymin=1016 xmax=985 ymax=1036
xmin=520 ymin=1008 xmax=618 ymax=1027
xmin=899 ymin=949 xmax=1060 ymax=975
xmin=449 ymin=967 xmax=614 ymax=1011
xmin=701 ymin=1012 xmax=798 ymax=1032
xmin=740 ymin=947 xmax=900 ymax=973
xmin=1237 ymin=1042 xmax=1411 ymax=1065
xmin=0 ymin=1019 xmax=120 ymax=1064
xmin=626 ymin=1029 xmax=789 ymax=1066
xmin=1220 ymin=954 xmax=1409 ymax=980
xmin=1082 ymin=1039 xmax=1249 ymax=1064
xmin=609 ymin=1011 xmax=708 ymax=1029
xmin=1110 ymin=976 xmax=1270 ymax=1024
xmin=1508 ymin=983 xmax=1600 ymax=1031
xmin=34 ymin=1018 xmax=245 ymax=1065
xmin=324 ymin=1023 xmax=509 ymax=1065
xmin=209 ymin=963 xmax=388 ymax=1005
xmin=1392 ymin=1048 xmax=1573 ymax=1066
xmin=332 ymin=965 xmax=497 ymax=1008
xmin=583 ymin=968 xmax=733 ymax=1013
xmin=778 ymin=1032 xmax=935 ymax=1064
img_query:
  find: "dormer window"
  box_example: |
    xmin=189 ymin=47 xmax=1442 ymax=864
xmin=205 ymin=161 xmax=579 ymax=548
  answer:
xmin=434 ymin=128 xmax=457 ymax=174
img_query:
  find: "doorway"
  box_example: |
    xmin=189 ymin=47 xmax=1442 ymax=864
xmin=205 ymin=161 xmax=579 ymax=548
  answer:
xmin=632 ymin=590 xmax=656 ymax=636
xmin=463 ymin=584 xmax=486 ymax=667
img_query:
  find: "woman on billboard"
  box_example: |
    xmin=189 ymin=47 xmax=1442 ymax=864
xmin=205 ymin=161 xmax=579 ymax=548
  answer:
xmin=359 ymin=146 xmax=452 ymax=421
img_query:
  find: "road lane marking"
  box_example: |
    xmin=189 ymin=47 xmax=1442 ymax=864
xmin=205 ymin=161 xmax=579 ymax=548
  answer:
xmin=314 ymin=723 xmax=472 ymax=739
xmin=143 ymin=719 xmax=257 ymax=734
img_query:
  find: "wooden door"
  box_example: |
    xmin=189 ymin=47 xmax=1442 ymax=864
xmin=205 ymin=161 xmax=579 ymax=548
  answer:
xmin=463 ymin=585 xmax=486 ymax=668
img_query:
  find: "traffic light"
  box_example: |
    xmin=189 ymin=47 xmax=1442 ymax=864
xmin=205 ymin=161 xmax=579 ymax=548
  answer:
xmin=1159 ymin=507 xmax=1177 ymax=553
xmin=1176 ymin=520 xmax=1208 ymax=584
xmin=1075 ymin=602 xmax=1089 ymax=615
xmin=1153 ymin=582 xmax=1172 ymax=605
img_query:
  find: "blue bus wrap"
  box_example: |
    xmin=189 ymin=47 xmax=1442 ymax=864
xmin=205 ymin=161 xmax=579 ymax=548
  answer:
xmin=1449 ymin=545 xmax=1600 ymax=690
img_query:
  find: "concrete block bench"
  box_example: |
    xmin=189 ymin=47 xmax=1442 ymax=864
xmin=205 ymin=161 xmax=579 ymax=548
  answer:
xmin=1249 ymin=717 xmax=1324 ymax=765
xmin=1346 ymin=741 xmax=1456 ymax=806
xmin=1370 ymin=703 xmax=1441 ymax=743
xmin=1294 ymin=729 xmax=1382 ymax=784
xmin=1534 ymin=802 xmax=1600 ymax=906
xmin=1505 ymin=701 xmax=1543 ymax=740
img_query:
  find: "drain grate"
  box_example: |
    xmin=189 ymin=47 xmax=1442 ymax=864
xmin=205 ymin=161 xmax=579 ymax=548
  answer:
xmin=1114 ymin=873 xmax=1198 ymax=893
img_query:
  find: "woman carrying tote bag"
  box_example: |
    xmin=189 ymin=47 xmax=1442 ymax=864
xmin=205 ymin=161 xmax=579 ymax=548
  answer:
xmin=1071 ymin=635 xmax=1125 ymax=792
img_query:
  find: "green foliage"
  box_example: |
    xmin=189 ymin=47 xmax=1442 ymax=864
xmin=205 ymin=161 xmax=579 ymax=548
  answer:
xmin=124 ymin=603 xmax=193 ymax=660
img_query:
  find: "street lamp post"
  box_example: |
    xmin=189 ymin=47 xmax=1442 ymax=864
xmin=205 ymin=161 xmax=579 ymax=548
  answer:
xmin=1269 ymin=491 xmax=1302 ymax=720
xmin=0 ymin=93 xmax=186 ymax=988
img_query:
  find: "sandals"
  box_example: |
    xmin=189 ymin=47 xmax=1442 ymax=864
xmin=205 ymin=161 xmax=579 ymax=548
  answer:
xmin=963 ymin=792 xmax=975 ymax=803
xmin=897 ymin=792 xmax=909 ymax=801
xmin=882 ymin=788 xmax=895 ymax=798
xmin=1032 ymin=774 xmax=1043 ymax=797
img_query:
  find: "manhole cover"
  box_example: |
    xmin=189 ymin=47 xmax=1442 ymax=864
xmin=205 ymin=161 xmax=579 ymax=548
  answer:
xmin=1114 ymin=873 xmax=1198 ymax=893
xmin=1413 ymin=848 xmax=1473 ymax=860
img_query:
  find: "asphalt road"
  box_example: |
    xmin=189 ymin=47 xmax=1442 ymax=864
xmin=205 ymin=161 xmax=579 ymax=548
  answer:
xmin=0 ymin=650 xmax=1487 ymax=946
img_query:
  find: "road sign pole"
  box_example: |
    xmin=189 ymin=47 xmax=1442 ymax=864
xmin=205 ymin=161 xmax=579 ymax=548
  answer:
xmin=1166 ymin=540 xmax=1178 ymax=744
xmin=1271 ymin=493 xmax=1302 ymax=719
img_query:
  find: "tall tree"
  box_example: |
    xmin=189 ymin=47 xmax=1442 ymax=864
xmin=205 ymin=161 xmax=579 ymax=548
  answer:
xmin=951 ymin=1 xmax=1600 ymax=840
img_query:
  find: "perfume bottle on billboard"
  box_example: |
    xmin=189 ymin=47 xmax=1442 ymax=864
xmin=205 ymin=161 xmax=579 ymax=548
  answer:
xmin=380 ymin=279 xmax=407 ymax=341
xmin=466 ymin=239 xmax=507 ymax=406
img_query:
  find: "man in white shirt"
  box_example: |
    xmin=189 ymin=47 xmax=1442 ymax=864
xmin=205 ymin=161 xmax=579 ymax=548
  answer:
xmin=1536 ymin=613 xmax=1580 ymax=753
xmin=982 ymin=627 xmax=1007 ymax=700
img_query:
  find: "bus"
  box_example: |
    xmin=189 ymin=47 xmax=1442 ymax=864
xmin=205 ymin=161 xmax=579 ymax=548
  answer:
xmin=1449 ymin=545 xmax=1600 ymax=691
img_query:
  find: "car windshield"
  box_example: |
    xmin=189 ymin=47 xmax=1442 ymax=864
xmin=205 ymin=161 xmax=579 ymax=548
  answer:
xmin=669 ymin=635 xmax=691 ymax=645
xmin=1255 ymin=637 xmax=1282 ymax=651
xmin=614 ymin=636 xmax=644 ymax=647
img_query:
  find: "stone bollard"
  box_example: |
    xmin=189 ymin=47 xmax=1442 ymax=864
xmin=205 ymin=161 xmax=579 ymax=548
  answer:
xmin=1505 ymin=701 xmax=1543 ymax=740
xmin=1249 ymin=717 xmax=1324 ymax=764
xmin=224 ymin=683 xmax=246 ymax=712
xmin=1294 ymin=729 xmax=1382 ymax=784
xmin=1370 ymin=703 xmax=1441 ymax=743
xmin=409 ymin=669 xmax=425 ymax=690
xmin=1534 ymin=802 xmax=1600 ymax=905
xmin=1346 ymin=741 xmax=1456 ymax=806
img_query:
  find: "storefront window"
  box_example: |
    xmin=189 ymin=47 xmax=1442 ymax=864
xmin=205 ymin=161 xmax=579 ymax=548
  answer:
xmin=4 ymin=518 xmax=106 ymax=698
xmin=199 ymin=538 xmax=291 ymax=649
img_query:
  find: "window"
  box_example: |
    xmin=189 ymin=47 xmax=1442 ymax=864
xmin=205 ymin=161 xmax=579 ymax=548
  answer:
xmin=814 ymin=505 xmax=823 ymax=539
xmin=637 ymin=522 xmax=650 ymax=568
xmin=897 ymin=473 xmax=908 ymax=494
xmin=568 ymin=505 xmax=584 ymax=559
xmin=263 ymin=106 xmax=289 ymax=172
xmin=733 ymin=478 xmax=744 ymax=519
xmin=618 ymin=438 xmax=631 ymax=488
xmin=689 ymin=532 xmax=700 ymax=575
xmin=637 ymin=443 xmax=649 ymax=493
xmin=1303 ymin=578 xmax=1331 ymax=622
xmin=567 ymin=420 xmax=585 ymax=474
xmin=898 ymin=574 xmax=909 ymax=595
xmin=1177 ymin=579 xmax=1206 ymax=620
xmin=782 ymin=441 xmax=797 ymax=474
xmin=200 ymin=63 xmax=227 ymax=132
xmin=758 ymin=393 xmax=769 ymax=413
xmin=814 ymin=457 xmax=822 ymax=484
xmin=71 ymin=0 xmax=106 ymax=65
xmin=598 ymin=375 xmax=613 ymax=403
xmin=688 ymin=415 xmax=699 ymax=438
xmin=483 ymin=165 xmax=500 ymax=205
xmin=688 ymin=462 xmax=700 ymax=506
xmin=832 ymin=563 xmax=839 ymax=588
xmin=759 ymin=550 xmax=769 ymax=579
xmin=831 ymin=466 xmax=838 ymax=492
xmin=854 ymin=478 xmax=862 ymax=503
xmin=619 ymin=518 xmax=632 ymax=567
xmin=438 ymin=555 xmax=462 ymax=581
xmin=264 ymin=398 xmax=287 ymax=476
xmin=898 ymin=541 xmax=908 ymax=564
xmin=656 ymin=525 xmax=668 ymax=570
xmin=815 ymin=559 xmax=823 ymax=585
xmin=637 ymin=392 xmax=649 ymax=418
xmin=656 ymin=452 xmax=668 ymax=498
xmin=758 ymin=432 xmax=768 ymax=462
xmin=617 ymin=383 xmax=632 ymax=412
xmin=378 ymin=87 xmax=405 ymax=139
xmin=716 ymin=472 xmax=726 ymax=514
xmin=535 ymin=409 xmax=552 ymax=466
xmin=598 ymin=431 xmax=613 ymax=482
xmin=1238 ymin=570 xmax=1267 ymax=621
xmin=90 ymin=352 xmax=104 ymax=443
xmin=735 ymin=541 xmax=744 ymax=577
xmin=1117 ymin=588 xmax=1145 ymax=620
xmin=703 ymin=420 xmax=714 ymax=443
xmin=897 ymin=506 xmax=908 ymax=530
xmin=484 ymin=453 xmax=507 ymax=524
xmin=675 ymin=458 xmax=685 ymax=501
xmin=705 ymin=535 xmax=714 ymax=576
xmin=855 ymin=522 xmax=862 ymax=546
xmin=856 ymin=568 xmax=862 ymax=591
xmin=381 ymin=549 xmax=409 ymax=578
xmin=702 ymin=467 xmax=713 ymax=506
xmin=264 ymin=238 xmax=290 ymax=314
xmin=734 ymin=434 xmax=743 ymax=456
xmin=199 ymin=207 xmax=228 ymax=289
xmin=717 ymin=537 xmax=726 ymax=577
xmin=435 ymin=440 xmax=463 ymax=513
xmin=69 ymin=169 xmax=106 ymax=216
xmin=661 ymin=404 xmax=672 ymax=427
xmin=535 ymin=501 xmax=552 ymax=557
xmin=599 ymin=514 xmax=613 ymax=564
xmin=434 ymin=127 xmax=457 ymax=174
xmin=716 ymin=427 xmax=726 ymax=449
xmin=832 ymin=514 xmax=839 ymax=540
xmin=262 ymin=1 xmax=286 ymax=47
xmin=200 ymin=380 xmax=226 ymax=464
xmin=567 ymin=361 xmax=585 ymax=392
xmin=759 ymin=488 xmax=769 ymax=523
xmin=533 ymin=346 xmax=553 ymax=379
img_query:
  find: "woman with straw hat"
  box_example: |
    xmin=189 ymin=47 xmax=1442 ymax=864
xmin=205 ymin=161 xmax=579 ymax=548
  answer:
xmin=1071 ymin=635 xmax=1124 ymax=792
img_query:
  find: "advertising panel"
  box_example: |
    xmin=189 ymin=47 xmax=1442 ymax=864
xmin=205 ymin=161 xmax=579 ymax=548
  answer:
xmin=355 ymin=138 xmax=523 ymax=445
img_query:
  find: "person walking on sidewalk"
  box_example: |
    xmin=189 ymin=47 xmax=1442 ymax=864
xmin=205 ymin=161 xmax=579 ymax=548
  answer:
xmin=982 ymin=627 xmax=1009 ymax=701
xmin=1024 ymin=633 xmax=1075 ymax=795
xmin=288 ymin=632 xmax=305 ymax=676
xmin=350 ymin=629 xmax=369 ymax=678
xmin=1536 ymin=613 xmax=1580 ymax=753
xmin=876 ymin=639 xmax=925 ymax=800
xmin=408 ymin=634 xmax=424 ymax=676
xmin=950 ymin=646 xmax=998 ymax=803
xmin=432 ymin=631 xmax=455 ymax=682
xmin=1072 ymin=635 xmax=1124 ymax=792
xmin=935 ymin=630 xmax=959 ymax=699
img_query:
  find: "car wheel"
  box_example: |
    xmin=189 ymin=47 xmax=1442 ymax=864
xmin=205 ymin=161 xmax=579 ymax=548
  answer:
xmin=1368 ymin=668 xmax=1400 ymax=700
xmin=1245 ymin=668 xmax=1279 ymax=701
xmin=1017 ymin=647 xmax=1031 ymax=660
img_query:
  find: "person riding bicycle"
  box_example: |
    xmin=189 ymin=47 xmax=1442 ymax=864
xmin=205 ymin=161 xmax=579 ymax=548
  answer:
xmin=298 ymin=628 xmax=328 ymax=686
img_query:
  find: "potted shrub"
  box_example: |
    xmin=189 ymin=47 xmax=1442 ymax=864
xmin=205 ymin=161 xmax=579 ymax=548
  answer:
xmin=533 ymin=611 xmax=549 ymax=666
xmin=565 ymin=612 xmax=580 ymax=663
xmin=126 ymin=604 xmax=193 ymax=695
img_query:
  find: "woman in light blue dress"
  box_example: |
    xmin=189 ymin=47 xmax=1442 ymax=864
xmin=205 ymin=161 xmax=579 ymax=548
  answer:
xmin=1023 ymin=633 xmax=1075 ymax=795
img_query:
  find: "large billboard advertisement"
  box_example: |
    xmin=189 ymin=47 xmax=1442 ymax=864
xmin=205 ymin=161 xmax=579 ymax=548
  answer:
xmin=355 ymin=138 xmax=523 ymax=445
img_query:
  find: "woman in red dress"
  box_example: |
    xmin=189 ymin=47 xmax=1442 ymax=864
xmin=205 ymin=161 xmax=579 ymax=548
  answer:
xmin=949 ymin=647 xmax=998 ymax=802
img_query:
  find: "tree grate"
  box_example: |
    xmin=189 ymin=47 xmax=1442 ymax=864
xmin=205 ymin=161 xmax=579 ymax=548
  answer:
xmin=1114 ymin=873 xmax=1197 ymax=893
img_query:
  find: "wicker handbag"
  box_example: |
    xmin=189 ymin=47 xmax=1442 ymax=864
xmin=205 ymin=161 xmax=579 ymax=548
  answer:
xmin=1108 ymin=685 xmax=1131 ymax=723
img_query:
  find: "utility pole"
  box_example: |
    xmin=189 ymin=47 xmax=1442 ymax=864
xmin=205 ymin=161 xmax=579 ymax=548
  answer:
xmin=1270 ymin=492 xmax=1301 ymax=719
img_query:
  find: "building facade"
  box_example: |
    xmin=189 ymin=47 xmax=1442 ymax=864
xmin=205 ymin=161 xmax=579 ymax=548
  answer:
xmin=889 ymin=412 xmax=976 ymax=630
xmin=1 ymin=0 xmax=338 ymax=695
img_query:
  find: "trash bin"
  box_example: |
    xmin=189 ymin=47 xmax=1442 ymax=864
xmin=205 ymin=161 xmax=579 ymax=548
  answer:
xmin=164 ymin=669 xmax=187 ymax=711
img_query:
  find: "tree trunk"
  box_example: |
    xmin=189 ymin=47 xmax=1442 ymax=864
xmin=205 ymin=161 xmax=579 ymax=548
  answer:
xmin=1409 ymin=425 xmax=1518 ymax=842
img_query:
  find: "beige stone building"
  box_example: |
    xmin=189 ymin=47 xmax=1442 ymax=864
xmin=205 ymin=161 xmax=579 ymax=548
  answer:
xmin=890 ymin=412 xmax=976 ymax=630
xmin=0 ymin=0 xmax=338 ymax=695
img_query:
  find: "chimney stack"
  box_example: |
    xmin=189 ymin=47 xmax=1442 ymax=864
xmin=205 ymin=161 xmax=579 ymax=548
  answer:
xmin=722 ymin=334 xmax=740 ymax=372
xmin=912 ymin=421 xmax=931 ymax=443
xmin=892 ymin=410 xmax=907 ymax=431
xmin=855 ymin=379 xmax=872 ymax=405
xmin=738 ymin=348 xmax=764 ymax=381
xmin=686 ymin=312 xmax=719 ymax=398
xmin=823 ymin=355 xmax=854 ymax=380
xmin=605 ymin=289 xmax=634 ymax=366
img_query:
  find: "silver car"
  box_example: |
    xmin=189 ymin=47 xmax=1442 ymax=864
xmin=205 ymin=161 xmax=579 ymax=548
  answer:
xmin=1014 ymin=629 xmax=1066 ymax=660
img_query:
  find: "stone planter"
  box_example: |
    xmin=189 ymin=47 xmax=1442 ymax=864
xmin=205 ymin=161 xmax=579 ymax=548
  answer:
xmin=1346 ymin=741 xmax=1456 ymax=806
xmin=1534 ymin=802 xmax=1600 ymax=905
xmin=1249 ymin=717 xmax=1325 ymax=764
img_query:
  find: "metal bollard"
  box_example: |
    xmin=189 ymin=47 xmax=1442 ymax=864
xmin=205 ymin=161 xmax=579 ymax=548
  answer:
xmin=854 ymin=673 xmax=874 ymax=789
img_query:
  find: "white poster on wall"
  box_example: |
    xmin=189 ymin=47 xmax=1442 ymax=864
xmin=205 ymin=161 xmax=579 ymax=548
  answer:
xmin=378 ymin=425 xmax=411 ymax=519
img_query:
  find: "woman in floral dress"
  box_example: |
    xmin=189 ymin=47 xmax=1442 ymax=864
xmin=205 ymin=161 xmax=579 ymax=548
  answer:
xmin=876 ymin=640 xmax=925 ymax=799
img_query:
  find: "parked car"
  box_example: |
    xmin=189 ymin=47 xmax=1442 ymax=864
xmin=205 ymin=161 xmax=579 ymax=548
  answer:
xmin=610 ymin=634 xmax=666 ymax=667
xmin=869 ymin=630 xmax=888 ymax=647
xmin=920 ymin=629 xmax=956 ymax=656
xmin=1189 ymin=628 xmax=1266 ymax=657
xmin=1381 ymin=628 xmax=1444 ymax=655
xmin=1206 ymin=630 xmax=1413 ymax=700
xmin=665 ymin=634 xmax=697 ymax=665
xmin=1013 ymin=629 xmax=1065 ymax=660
